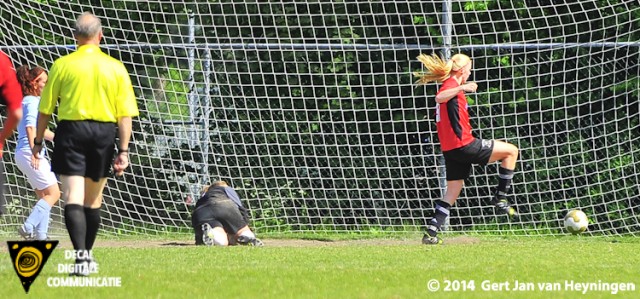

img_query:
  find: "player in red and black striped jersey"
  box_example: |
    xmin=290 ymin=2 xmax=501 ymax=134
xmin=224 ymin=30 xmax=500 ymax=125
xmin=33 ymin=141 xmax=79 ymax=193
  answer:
xmin=0 ymin=50 xmax=24 ymax=215
xmin=414 ymin=53 xmax=519 ymax=245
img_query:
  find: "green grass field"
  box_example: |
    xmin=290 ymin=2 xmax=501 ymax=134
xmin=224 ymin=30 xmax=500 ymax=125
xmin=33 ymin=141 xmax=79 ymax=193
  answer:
xmin=1 ymin=235 xmax=639 ymax=299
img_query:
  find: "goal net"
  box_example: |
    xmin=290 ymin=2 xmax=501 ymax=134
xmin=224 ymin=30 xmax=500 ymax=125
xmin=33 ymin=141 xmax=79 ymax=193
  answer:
xmin=0 ymin=1 xmax=638 ymax=236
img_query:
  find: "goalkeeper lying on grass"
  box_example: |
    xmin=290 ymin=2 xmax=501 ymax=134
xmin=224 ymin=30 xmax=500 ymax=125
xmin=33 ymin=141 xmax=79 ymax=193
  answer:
xmin=191 ymin=181 xmax=263 ymax=246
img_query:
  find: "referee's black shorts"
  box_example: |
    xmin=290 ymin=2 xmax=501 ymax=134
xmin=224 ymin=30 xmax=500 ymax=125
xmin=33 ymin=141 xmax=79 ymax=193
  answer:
xmin=51 ymin=120 xmax=116 ymax=182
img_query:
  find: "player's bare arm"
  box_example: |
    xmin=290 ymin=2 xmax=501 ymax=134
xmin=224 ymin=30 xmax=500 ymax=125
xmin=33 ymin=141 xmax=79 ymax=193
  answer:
xmin=435 ymin=82 xmax=477 ymax=104
xmin=0 ymin=108 xmax=22 ymax=152
xmin=114 ymin=116 xmax=133 ymax=176
xmin=31 ymin=113 xmax=52 ymax=159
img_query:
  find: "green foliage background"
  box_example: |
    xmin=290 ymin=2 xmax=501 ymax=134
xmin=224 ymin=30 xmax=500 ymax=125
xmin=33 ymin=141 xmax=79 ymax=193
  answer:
xmin=0 ymin=1 xmax=638 ymax=234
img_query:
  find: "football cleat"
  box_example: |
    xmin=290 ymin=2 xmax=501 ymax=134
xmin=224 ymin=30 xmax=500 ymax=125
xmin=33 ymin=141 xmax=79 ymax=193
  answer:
xmin=237 ymin=235 xmax=264 ymax=247
xmin=421 ymin=234 xmax=443 ymax=245
xmin=17 ymin=225 xmax=34 ymax=240
xmin=494 ymin=199 xmax=518 ymax=217
xmin=201 ymin=223 xmax=216 ymax=246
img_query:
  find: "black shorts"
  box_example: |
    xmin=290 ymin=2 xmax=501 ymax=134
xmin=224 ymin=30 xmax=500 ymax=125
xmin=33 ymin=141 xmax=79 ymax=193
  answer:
xmin=192 ymin=199 xmax=248 ymax=245
xmin=443 ymin=138 xmax=494 ymax=181
xmin=51 ymin=120 xmax=116 ymax=182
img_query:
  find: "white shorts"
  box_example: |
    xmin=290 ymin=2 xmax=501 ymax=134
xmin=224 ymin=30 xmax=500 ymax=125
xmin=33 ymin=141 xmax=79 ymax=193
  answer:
xmin=15 ymin=148 xmax=58 ymax=191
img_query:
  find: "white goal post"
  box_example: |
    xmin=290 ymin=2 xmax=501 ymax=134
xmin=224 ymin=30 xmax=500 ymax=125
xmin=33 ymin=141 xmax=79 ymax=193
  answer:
xmin=0 ymin=0 xmax=638 ymax=236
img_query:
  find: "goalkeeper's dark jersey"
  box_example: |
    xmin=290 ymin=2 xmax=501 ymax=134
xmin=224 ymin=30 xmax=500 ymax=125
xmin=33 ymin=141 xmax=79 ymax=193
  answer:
xmin=195 ymin=185 xmax=249 ymax=223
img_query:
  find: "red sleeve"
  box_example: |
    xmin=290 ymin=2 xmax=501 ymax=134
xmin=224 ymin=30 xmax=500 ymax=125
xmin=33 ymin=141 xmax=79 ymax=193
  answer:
xmin=436 ymin=77 xmax=458 ymax=96
xmin=0 ymin=51 xmax=24 ymax=111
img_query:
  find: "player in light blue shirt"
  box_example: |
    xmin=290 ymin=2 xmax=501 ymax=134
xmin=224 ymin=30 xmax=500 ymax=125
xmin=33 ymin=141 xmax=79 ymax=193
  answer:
xmin=14 ymin=65 xmax=59 ymax=240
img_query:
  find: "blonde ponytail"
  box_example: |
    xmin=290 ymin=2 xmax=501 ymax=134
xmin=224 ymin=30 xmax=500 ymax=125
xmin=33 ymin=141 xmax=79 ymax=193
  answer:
xmin=413 ymin=53 xmax=453 ymax=85
xmin=414 ymin=53 xmax=471 ymax=85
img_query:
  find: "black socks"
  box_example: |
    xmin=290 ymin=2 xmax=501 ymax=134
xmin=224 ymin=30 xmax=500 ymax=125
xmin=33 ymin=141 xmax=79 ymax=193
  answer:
xmin=84 ymin=207 xmax=101 ymax=251
xmin=496 ymin=167 xmax=515 ymax=198
xmin=65 ymin=205 xmax=101 ymax=254
xmin=64 ymin=204 xmax=87 ymax=252
xmin=427 ymin=200 xmax=451 ymax=237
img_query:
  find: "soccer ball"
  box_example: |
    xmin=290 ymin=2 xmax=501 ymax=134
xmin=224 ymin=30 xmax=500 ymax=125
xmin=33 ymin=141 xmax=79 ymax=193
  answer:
xmin=564 ymin=209 xmax=588 ymax=234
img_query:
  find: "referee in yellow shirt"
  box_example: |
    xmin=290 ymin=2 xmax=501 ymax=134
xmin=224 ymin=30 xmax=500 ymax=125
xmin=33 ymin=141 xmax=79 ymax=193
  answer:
xmin=32 ymin=12 xmax=139 ymax=276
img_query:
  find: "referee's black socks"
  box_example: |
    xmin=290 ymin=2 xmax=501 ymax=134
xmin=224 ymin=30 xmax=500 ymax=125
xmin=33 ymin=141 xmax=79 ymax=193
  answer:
xmin=65 ymin=205 xmax=101 ymax=264
xmin=64 ymin=204 xmax=87 ymax=253
xmin=427 ymin=200 xmax=451 ymax=237
xmin=84 ymin=207 xmax=101 ymax=251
